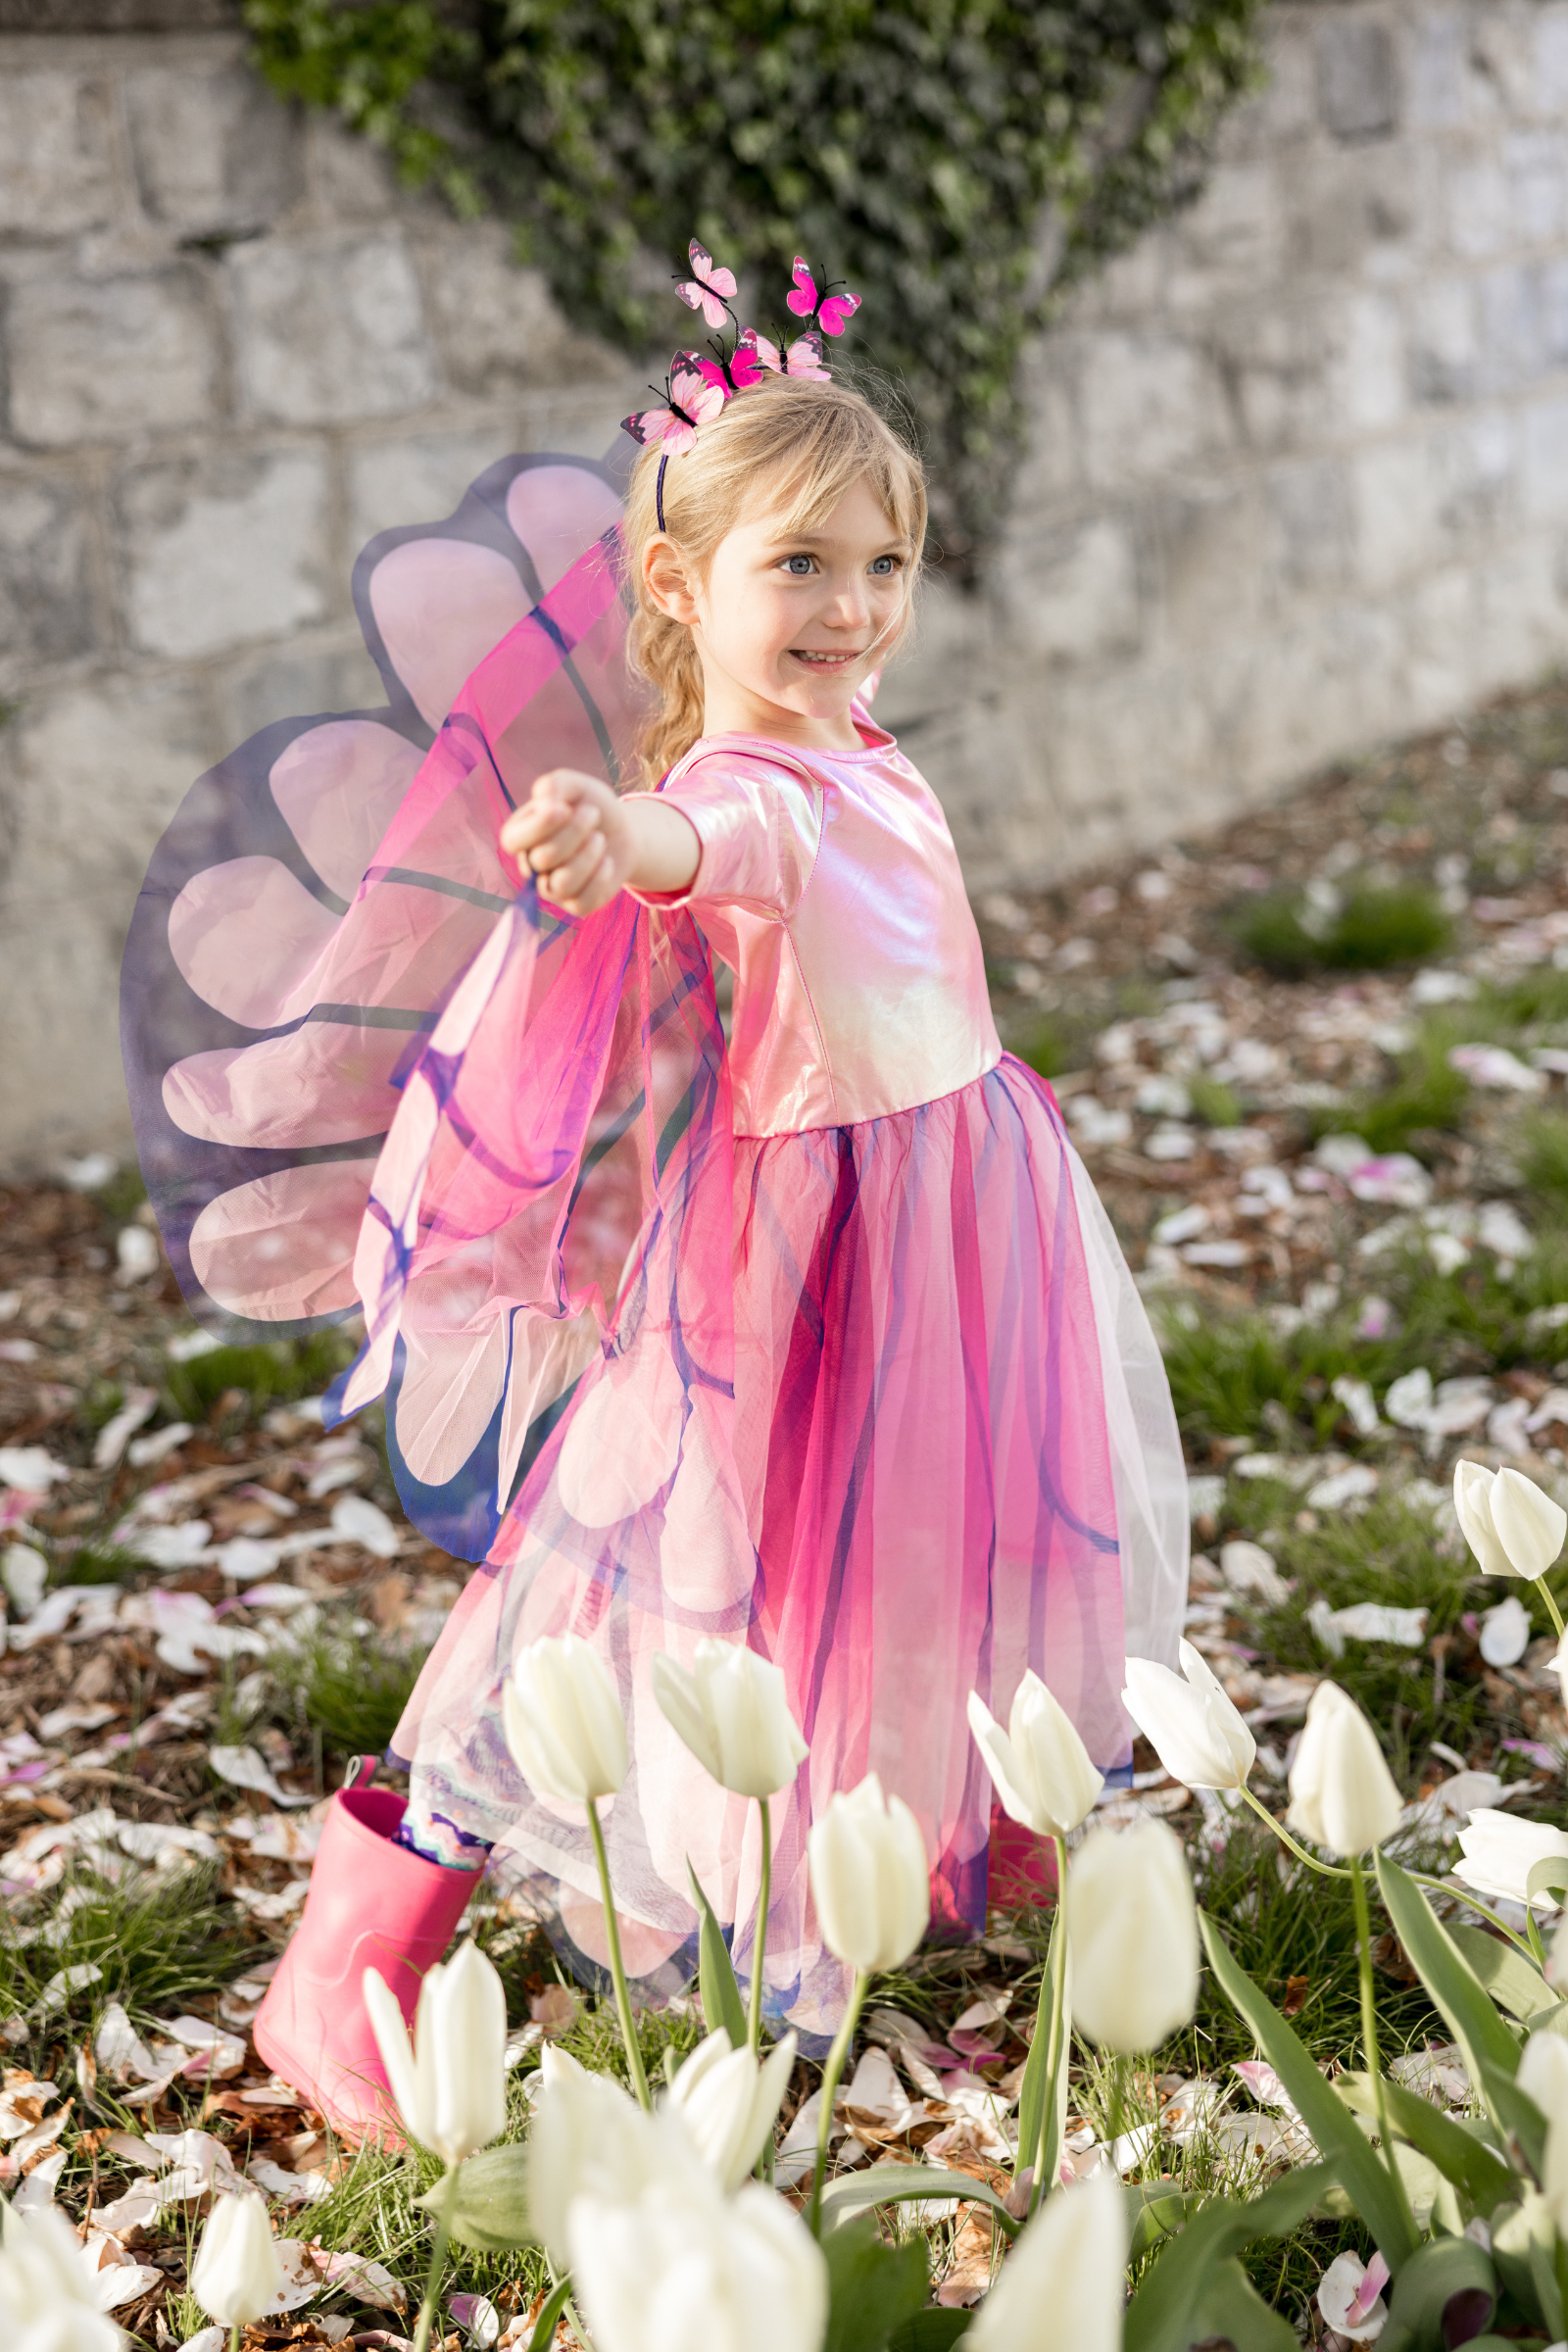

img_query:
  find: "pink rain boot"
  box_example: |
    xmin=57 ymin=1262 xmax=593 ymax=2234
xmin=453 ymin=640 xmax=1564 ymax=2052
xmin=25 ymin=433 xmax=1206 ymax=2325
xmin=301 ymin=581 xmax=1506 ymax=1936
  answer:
xmin=253 ymin=1767 xmax=478 ymax=2143
xmin=987 ymin=1803 xmax=1059 ymax=1911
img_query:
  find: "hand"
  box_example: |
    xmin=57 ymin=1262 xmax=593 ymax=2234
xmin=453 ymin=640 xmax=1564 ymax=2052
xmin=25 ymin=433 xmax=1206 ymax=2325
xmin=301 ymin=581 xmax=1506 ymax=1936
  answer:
xmin=500 ymin=770 xmax=629 ymax=915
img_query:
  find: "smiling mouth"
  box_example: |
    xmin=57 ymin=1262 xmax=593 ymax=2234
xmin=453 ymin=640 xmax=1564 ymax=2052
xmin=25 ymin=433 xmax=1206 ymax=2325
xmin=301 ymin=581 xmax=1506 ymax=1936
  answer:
xmin=790 ymin=649 xmax=862 ymax=668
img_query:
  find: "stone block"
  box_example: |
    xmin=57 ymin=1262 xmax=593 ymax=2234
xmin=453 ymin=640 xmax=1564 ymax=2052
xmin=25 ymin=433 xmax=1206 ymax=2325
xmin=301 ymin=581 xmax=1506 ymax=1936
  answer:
xmin=0 ymin=470 xmax=97 ymax=678
xmin=1216 ymin=302 xmax=1328 ymax=453
xmin=1471 ymin=4 xmax=1551 ymax=122
xmin=0 ymin=68 xmax=115 ymax=238
xmin=1266 ymin=459 xmax=1354 ymax=592
xmin=124 ymin=60 xmax=298 ymax=238
xmin=1281 ymin=143 xmax=1422 ymax=278
xmin=997 ymin=515 xmax=1143 ymax=664
xmin=1151 ymin=480 xmax=1270 ymax=652
xmin=420 ymin=228 xmax=623 ymax=397
xmin=227 ymin=232 xmax=439 ymax=426
xmin=1405 ymin=275 xmax=1479 ymax=405
xmin=5 ymin=270 xmax=218 ymax=449
xmin=1072 ymin=331 xmax=1231 ymax=491
xmin=1315 ymin=14 xmax=1401 ymax=142
xmin=1166 ymin=162 xmax=1287 ymax=299
xmin=304 ymin=111 xmax=405 ymax=221
xmin=1508 ymin=127 xmax=1568 ymax=244
xmin=1521 ymin=391 xmax=1568 ymax=523
xmin=1350 ymin=440 xmax=1436 ymax=593
xmin=222 ymin=636 xmax=391 ymax=747
xmin=1534 ymin=6 xmax=1568 ymax=119
xmin=347 ymin=426 xmax=520 ymax=551
xmin=1445 ymin=150 xmax=1513 ymax=260
xmin=1474 ymin=264 xmax=1547 ymax=392
xmin=1323 ymin=288 xmax=1406 ymax=430
xmin=116 ymin=445 xmax=329 ymax=660
xmin=513 ymin=378 xmax=653 ymax=464
xmin=1401 ymin=2 xmax=1483 ymax=133
xmin=1472 ymin=537 xmax=1568 ymax=683
xmin=1215 ymin=16 xmax=1317 ymax=158
xmin=1543 ymin=258 xmax=1568 ymax=368
xmin=1010 ymin=351 xmax=1082 ymax=501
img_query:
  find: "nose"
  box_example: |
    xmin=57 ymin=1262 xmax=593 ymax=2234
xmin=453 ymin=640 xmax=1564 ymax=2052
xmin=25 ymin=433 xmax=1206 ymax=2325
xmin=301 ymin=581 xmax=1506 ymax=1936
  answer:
xmin=824 ymin=575 xmax=871 ymax=629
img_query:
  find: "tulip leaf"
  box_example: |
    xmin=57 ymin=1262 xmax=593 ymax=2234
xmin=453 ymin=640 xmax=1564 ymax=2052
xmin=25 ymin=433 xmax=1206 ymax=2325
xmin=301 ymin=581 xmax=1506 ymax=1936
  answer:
xmin=1525 ymin=1856 xmax=1568 ymax=1908
xmin=1371 ymin=2233 xmax=1496 ymax=2352
xmin=1335 ymin=2071 xmax=1516 ymax=2215
xmin=1448 ymin=1923 xmax=1549 ymax=2023
xmin=819 ymin=2170 xmax=1020 ymax=2240
xmin=417 ymin=2144 xmax=533 ymax=2251
xmin=1183 ymin=2256 xmax=1299 ymax=2352
xmin=1123 ymin=2161 xmax=1335 ymax=2352
xmin=887 ymin=2315 xmax=971 ymax=2349
xmin=1490 ymin=2193 xmax=1558 ymax=2337
xmin=1011 ymin=1897 xmax=1070 ymax=2206
xmin=1372 ymin=1854 xmax=1528 ymax=2143
xmin=821 ymin=2215 xmax=930 ymax=2352
xmin=688 ymin=1862 xmax=748 ymax=2050
xmin=1125 ymin=2185 xmax=1197 ymax=2265
xmin=526 ymin=2278 xmax=573 ymax=2352
xmin=1200 ymin=1914 xmax=1419 ymax=2269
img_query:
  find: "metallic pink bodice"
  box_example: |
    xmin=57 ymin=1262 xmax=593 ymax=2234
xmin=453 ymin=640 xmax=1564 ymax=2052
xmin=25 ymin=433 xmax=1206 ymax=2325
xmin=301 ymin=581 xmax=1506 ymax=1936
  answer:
xmin=635 ymin=716 xmax=1001 ymax=1139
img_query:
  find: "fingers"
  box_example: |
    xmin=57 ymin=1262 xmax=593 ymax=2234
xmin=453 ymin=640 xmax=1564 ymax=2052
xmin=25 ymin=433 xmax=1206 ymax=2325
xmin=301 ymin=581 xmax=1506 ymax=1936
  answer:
xmin=536 ymin=826 xmax=610 ymax=903
xmin=539 ymin=845 xmax=615 ymax=916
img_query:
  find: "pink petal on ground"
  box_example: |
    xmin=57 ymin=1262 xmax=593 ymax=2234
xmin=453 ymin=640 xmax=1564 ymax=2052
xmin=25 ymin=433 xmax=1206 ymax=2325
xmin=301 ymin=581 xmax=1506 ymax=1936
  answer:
xmin=368 ymin=539 xmax=530 ymax=731
xmin=506 ymin=466 xmax=623 ymax=596
xmin=163 ymin=1024 xmax=409 ymax=1148
xmin=169 ymin=858 xmax=342 ymax=1028
xmin=189 ymin=1161 xmax=376 ymax=1320
xmin=270 ymin=720 xmax=424 ymax=901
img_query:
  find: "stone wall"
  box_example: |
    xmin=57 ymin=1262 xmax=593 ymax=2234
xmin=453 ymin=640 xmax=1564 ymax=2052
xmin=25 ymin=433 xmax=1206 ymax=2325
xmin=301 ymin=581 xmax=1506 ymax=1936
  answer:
xmin=4 ymin=0 xmax=1568 ymax=1169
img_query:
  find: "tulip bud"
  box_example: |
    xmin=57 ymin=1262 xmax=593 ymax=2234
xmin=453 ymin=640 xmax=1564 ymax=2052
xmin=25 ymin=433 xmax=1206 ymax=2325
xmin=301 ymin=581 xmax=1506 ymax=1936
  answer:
xmin=567 ymin=2174 xmax=828 ymax=2352
xmin=1452 ymin=1808 xmax=1568 ymax=1910
xmin=1492 ymin=1466 xmax=1568 ymax=1581
xmin=1453 ymin=1460 xmax=1511 ymax=1577
xmin=364 ymin=1936 xmax=508 ymax=2165
xmin=966 ymin=2166 xmax=1126 ymax=2352
xmin=664 ymin=2028 xmax=798 ymax=2191
xmin=967 ymin=1673 xmax=1103 ymax=1838
xmin=651 ymin=1641 xmax=808 ymax=1799
xmin=190 ymin=2191 xmax=283 ymax=2327
xmin=0 ymin=2205 xmax=125 ymax=2351
xmin=1521 ymin=2031 xmax=1568 ymax=2236
xmin=1066 ymin=1818 xmax=1200 ymax=2054
xmin=808 ymin=1773 xmax=929 ymax=1976
xmin=1122 ymin=1642 xmax=1256 ymax=1793
xmin=527 ymin=2043 xmax=672 ymax=2269
xmin=1287 ymin=1683 xmax=1401 ymax=1858
xmin=504 ymin=1633 xmax=627 ymax=1803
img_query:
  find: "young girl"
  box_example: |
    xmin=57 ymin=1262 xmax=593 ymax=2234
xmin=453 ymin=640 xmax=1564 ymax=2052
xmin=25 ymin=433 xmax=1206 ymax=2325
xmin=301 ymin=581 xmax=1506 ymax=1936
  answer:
xmin=123 ymin=253 xmax=1186 ymax=2137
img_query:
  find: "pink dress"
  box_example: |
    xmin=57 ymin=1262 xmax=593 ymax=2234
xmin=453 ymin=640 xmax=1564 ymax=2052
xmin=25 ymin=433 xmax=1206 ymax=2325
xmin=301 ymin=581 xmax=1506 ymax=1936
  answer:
xmin=121 ymin=454 xmax=1186 ymax=2040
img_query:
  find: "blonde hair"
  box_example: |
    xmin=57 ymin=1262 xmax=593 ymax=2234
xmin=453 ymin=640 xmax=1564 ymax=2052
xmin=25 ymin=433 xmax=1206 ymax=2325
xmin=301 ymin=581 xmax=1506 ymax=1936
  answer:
xmin=622 ymin=373 xmax=928 ymax=785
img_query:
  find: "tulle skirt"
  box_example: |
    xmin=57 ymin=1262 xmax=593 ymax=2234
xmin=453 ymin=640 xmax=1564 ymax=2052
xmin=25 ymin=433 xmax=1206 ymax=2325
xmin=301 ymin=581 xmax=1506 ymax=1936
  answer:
xmin=390 ymin=1052 xmax=1157 ymax=2041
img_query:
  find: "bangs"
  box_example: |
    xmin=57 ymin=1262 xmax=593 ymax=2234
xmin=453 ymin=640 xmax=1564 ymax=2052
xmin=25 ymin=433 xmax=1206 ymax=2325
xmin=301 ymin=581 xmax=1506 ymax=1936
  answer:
xmin=745 ymin=417 xmax=922 ymax=551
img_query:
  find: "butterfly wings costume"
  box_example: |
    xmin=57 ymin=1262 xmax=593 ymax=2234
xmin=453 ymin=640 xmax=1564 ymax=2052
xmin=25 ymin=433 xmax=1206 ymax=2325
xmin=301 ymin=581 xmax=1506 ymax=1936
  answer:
xmin=122 ymin=324 xmax=1186 ymax=2047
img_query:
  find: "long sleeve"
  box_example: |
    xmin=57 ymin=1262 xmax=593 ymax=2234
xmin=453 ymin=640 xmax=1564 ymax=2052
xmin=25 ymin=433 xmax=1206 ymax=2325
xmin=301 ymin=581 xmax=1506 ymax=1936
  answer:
xmin=629 ymin=752 xmax=824 ymax=920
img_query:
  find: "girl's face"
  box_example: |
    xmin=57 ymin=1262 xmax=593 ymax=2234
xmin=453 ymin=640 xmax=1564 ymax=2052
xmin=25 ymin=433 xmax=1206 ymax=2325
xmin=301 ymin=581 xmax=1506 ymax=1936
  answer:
xmin=645 ymin=473 xmax=912 ymax=749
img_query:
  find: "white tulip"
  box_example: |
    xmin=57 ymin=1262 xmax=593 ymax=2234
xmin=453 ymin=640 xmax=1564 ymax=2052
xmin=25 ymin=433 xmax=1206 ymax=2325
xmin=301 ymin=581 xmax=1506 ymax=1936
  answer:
xmin=1066 ymin=1818 xmax=1200 ymax=2054
xmin=364 ymin=1937 xmax=508 ymax=2165
xmin=567 ymin=2174 xmax=827 ymax=2352
xmin=1492 ymin=1467 xmax=1568 ymax=1581
xmin=1122 ymin=1642 xmax=1256 ymax=1794
xmin=190 ymin=2191 xmax=283 ymax=2327
xmin=0 ymin=2204 xmax=125 ymax=2351
xmin=1548 ymin=1907 xmax=1568 ymax=1989
xmin=503 ymin=1633 xmax=627 ymax=1803
xmin=1287 ymin=1682 xmax=1401 ymax=1857
xmin=1455 ymin=1460 xmax=1567 ymax=1581
xmin=651 ymin=1641 xmax=808 ymax=1799
xmin=527 ymin=2043 xmax=679 ymax=2268
xmin=1521 ymin=2032 xmax=1568 ymax=2235
xmin=1452 ymin=1809 xmax=1568 ymax=1911
xmin=808 ymin=1773 xmax=930 ymax=1976
xmin=664 ymin=2028 xmax=799 ymax=2191
xmin=966 ymin=2166 xmax=1126 ymax=2352
xmin=1453 ymin=1459 xmax=1512 ymax=1578
xmin=967 ymin=1673 xmax=1103 ymax=1838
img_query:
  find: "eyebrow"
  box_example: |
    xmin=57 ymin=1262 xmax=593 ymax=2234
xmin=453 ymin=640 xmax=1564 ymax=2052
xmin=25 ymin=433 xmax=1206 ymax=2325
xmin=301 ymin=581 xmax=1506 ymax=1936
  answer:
xmin=761 ymin=529 xmax=909 ymax=554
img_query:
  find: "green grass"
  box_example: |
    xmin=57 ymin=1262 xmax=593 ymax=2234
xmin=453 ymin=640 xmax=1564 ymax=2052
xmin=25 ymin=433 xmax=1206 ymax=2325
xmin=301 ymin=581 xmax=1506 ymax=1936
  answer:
xmin=1230 ymin=882 xmax=1451 ymax=978
xmin=1521 ymin=1109 xmax=1568 ymax=1209
xmin=271 ymin=1626 xmax=432 ymax=1759
xmin=1188 ymin=1072 xmax=1243 ymax=1128
xmin=163 ymin=1329 xmax=357 ymax=1426
xmin=0 ymin=1863 xmax=253 ymax=2068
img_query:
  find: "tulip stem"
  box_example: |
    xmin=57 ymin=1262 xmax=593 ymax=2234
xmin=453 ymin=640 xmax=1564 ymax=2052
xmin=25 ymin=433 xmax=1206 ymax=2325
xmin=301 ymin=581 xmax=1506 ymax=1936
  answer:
xmin=1238 ymin=1784 xmax=1350 ymax=1878
xmin=411 ymin=2162 xmax=457 ymax=2352
xmin=749 ymin=1795 xmax=772 ymax=2060
xmin=1407 ymin=1874 xmax=1539 ymax=1965
xmin=1541 ymin=1583 xmax=1566 ymax=1640
xmin=228 ymin=2329 xmax=240 ymax=2352
xmin=1026 ymin=1836 xmax=1071 ymax=2220
xmin=1349 ymin=1855 xmax=1416 ymax=2239
xmin=807 ymin=1969 xmax=868 ymax=2240
xmin=587 ymin=1795 xmax=652 ymax=2111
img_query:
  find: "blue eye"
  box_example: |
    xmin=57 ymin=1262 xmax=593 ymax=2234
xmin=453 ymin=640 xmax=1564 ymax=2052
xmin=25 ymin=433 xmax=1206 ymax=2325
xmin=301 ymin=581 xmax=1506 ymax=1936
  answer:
xmin=869 ymin=556 xmax=897 ymax=576
xmin=783 ymin=555 xmax=814 ymax=575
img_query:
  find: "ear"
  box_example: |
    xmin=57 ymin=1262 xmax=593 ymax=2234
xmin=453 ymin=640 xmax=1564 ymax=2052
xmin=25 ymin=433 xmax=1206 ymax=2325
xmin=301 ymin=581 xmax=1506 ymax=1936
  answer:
xmin=643 ymin=535 xmax=701 ymax=626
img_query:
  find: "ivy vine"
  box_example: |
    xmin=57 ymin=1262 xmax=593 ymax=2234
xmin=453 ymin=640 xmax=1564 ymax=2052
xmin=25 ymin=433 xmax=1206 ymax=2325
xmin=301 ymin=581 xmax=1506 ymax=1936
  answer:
xmin=246 ymin=0 xmax=1264 ymax=561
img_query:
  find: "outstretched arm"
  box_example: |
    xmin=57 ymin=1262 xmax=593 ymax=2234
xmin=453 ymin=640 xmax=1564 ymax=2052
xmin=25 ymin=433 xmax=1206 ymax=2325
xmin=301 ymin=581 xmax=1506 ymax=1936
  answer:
xmin=500 ymin=769 xmax=700 ymax=916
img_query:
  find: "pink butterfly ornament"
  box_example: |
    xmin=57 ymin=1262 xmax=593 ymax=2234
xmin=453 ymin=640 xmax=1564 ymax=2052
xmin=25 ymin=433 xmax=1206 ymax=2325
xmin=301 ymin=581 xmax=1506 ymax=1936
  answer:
xmin=741 ymin=325 xmax=831 ymax=383
xmin=619 ymin=353 xmax=727 ymax=453
xmin=675 ymin=239 xmax=739 ymax=331
xmin=786 ymin=257 xmax=861 ymax=336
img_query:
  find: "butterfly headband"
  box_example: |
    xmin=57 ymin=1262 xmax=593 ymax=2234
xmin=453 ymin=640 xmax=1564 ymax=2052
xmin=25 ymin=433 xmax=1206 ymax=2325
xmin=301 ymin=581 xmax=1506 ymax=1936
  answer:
xmin=621 ymin=240 xmax=862 ymax=529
